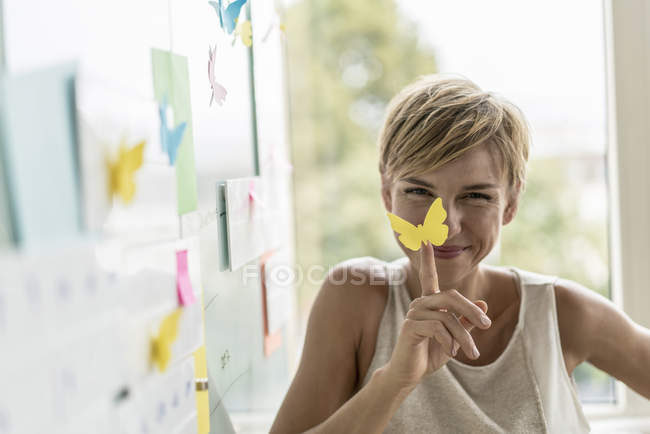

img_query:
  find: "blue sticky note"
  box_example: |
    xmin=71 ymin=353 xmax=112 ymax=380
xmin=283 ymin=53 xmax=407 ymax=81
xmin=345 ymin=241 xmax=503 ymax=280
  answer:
xmin=0 ymin=62 xmax=82 ymax=248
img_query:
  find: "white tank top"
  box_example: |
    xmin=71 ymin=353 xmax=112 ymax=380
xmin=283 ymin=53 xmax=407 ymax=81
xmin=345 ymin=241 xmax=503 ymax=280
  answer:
xmin=359 ymin=256 xmax=592 ymax=433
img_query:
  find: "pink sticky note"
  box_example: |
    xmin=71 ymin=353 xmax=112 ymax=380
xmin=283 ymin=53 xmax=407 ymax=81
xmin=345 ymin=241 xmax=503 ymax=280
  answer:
xmin=176 ymin=250 xmax=196 ymax=306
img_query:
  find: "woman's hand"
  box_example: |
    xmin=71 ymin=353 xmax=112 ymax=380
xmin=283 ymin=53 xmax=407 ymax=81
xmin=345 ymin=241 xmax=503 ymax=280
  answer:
xmin=384 ymin=241 xmax=492 ymax=390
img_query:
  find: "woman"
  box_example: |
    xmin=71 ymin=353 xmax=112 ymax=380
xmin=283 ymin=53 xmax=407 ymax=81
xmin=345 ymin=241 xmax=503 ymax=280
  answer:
xmin=270 ymin=74 xmax=650 ymax=433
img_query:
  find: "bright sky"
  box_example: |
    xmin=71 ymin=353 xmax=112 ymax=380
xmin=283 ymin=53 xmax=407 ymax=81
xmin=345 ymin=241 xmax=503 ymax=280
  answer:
xmin=396 ymin=0 xmax=608 ymax=157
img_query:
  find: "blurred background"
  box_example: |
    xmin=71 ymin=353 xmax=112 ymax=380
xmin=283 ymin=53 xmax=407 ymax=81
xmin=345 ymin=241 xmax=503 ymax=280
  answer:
xmin=283 ymin=0 xmax=613 ymax=404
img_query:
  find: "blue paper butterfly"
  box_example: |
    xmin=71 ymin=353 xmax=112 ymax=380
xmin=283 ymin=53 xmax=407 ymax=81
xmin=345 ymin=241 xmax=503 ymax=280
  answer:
xmin=208 ymin=0 xmax=248 ymax=35
xmin=158 ymin=96 xmax=187 ymax=166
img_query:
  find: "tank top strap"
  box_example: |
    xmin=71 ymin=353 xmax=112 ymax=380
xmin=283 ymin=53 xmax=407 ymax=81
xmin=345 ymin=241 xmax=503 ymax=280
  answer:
xmin=359 ymin=257 xmax=409 ymax=387
xmin=387 ymin=256 xmax=411 ymax=314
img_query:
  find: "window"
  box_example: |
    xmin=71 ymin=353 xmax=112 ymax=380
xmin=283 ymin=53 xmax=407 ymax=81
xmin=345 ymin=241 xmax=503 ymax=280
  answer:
xmin=396 ymin=0 xmax=614 ymax=405
xmin=286 ymin=0 xmax=650 ymax=416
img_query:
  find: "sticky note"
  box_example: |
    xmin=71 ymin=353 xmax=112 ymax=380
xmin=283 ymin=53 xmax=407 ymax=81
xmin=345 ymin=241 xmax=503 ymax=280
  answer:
xmin=150 ymin=308 xmax=183 ymax=372
xmin=387 ymin=197 xmax=449 ymax=251
xmin=151 ymin=49 xmax=198 ymax=215
xmin=196 ymin=389 xmax=210 ymax=433
xmin=0 ymin=62 xmax=82 ymax=247
xmin=224 ymin=178 xmax=266 ymax=271
xmin=193 ymin=346 xmax=210 ymax=433
xmin=107 ymin=141 xmax=145 ymax=203
xmin=176 ymin=250 xmax=196 ymax=306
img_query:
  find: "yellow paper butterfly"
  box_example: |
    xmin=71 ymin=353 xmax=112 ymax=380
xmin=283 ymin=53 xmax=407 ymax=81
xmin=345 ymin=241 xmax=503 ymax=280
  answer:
xmin=387 ymin=197 xmax=449 ymax=251
xmin=107 ymin=140 xmax=145 ymax=203
xmin=234 ymin=19 xmax=252 ymax=47
xmin=150 ymin=308 xmax=182 ymax=372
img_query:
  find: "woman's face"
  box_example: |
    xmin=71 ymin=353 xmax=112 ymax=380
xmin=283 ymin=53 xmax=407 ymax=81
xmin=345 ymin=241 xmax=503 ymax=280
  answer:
xmin=382 ymin=144 xmax=520 ymax=286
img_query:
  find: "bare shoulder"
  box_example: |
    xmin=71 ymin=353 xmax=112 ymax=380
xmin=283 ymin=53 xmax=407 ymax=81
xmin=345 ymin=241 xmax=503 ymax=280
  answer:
xmin=319 ymin=256 xmax=392 ymax=343
xmin=553 ymin=278 xmax=612 ymax=374
xmin=324 ymin=256 xmax=392 ymax=301
xmin=324 ymin=257 xmax=393 ymax=386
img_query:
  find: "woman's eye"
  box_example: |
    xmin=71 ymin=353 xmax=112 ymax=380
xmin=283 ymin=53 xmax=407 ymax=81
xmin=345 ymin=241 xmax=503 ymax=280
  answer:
xmin=466 ymin=192 xmax=492 ymax=200
xmin=404 ymin=187 xmax=430 ymax=196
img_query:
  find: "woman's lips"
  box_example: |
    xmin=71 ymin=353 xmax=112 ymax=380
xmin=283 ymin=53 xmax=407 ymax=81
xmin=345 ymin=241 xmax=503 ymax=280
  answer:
xmin=433 ymin=245 xmax=468 ymax=259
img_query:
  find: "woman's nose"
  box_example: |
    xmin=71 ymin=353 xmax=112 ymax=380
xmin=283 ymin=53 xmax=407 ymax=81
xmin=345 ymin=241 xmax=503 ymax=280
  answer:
xmin=444 ymin=206 xmax=462 ymax=239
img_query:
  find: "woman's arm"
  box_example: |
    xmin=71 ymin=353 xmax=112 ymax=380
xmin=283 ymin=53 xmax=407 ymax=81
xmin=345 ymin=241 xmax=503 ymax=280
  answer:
xmin=300 ymin=365 xmax=416 ymax=434
xmin=555 ymin=279 xmax=650 ymax=399
xmin=270 ymin=263 xmax=411 ymax=434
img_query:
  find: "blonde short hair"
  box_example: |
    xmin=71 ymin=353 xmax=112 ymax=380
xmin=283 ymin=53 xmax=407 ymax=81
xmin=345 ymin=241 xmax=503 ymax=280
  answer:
xmin=378 ymin=74 xmax=531 ymax=194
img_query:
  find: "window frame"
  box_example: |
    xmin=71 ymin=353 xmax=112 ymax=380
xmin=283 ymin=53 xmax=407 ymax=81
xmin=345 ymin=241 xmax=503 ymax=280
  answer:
xmin=584 ymin=0 xmax=650 ymax=420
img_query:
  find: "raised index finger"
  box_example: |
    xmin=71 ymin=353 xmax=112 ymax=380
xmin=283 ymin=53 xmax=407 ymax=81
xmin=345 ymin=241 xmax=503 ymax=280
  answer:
xmin=419 ymin=241 xmax=440 ymax=296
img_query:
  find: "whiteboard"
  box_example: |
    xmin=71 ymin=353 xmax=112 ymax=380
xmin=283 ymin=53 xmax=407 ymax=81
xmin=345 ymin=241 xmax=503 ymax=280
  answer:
xmin=1 ymin=0 xmax=297 ymax=431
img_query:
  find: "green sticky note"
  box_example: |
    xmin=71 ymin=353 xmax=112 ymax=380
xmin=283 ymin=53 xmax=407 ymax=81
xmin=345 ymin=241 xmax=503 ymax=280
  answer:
xmin=151 ymin=48 xmax=198 ymax=215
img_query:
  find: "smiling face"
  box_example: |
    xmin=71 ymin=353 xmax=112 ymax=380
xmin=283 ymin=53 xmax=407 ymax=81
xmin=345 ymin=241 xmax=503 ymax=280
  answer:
xmin=382 ymin=143 xmax=521 ymax=287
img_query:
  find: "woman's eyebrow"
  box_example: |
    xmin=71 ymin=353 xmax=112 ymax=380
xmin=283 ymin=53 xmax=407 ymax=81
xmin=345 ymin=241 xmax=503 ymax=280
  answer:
xmin=401 ymin=177 xmax=435 ymax=188
xmin=461 ymin=183 xmax=500 ymax=191
xmin=401 ymin=178 xmax=499 ymax=191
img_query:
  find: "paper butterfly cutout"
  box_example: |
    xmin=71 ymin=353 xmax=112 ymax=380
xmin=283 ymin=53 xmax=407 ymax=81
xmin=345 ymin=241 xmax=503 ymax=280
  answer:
xmin=208 ymin=0 xmax=248 ymax=35
xmin=158 ymin=96 xmax=187 ymax=165
xmin=387 ymin=198 xmax=449 ymax=251
xmin=150 ymin=308 xmax=182 ymax=372
xmin=107 ymin=140 xmax=145 ymax=203
xmin=208 ymin=45 xmax=227 ymax=107
xmin=234 ymin=20 xmax=252 ymax=47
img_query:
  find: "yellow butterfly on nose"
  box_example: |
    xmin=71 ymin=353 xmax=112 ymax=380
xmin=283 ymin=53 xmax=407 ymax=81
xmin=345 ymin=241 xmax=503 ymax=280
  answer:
xmin=386 ymin=197 xmax=449 ymax=251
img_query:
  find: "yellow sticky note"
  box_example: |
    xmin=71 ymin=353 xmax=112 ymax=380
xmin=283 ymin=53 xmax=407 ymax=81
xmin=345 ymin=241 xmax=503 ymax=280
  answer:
xmin=387 ymin=197 xmax=449 ymax=251
xmin=236 ymin=20 xmax=252 ymax=47
xmin=107 ymin=140 xmax=145 ymax=203
xmin=150 ymin=308 xmax=182 ymax=372
xmin=192 ymin=282 xmax=210 ymax=433
xmin=193 ymin=345 xmax=208 ymax=378
xmin=197 ymin=389 xmax=210 ymax=433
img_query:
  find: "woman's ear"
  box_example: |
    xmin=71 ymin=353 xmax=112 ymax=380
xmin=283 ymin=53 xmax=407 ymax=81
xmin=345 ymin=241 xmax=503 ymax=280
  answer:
xmin=502 ymin=182 xmax=522 ymax=226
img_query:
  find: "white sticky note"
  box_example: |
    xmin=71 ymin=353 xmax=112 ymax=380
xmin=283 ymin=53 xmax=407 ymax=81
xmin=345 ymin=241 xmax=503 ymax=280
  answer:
xmin=224 ymin=177 xmax=266 ymax=271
